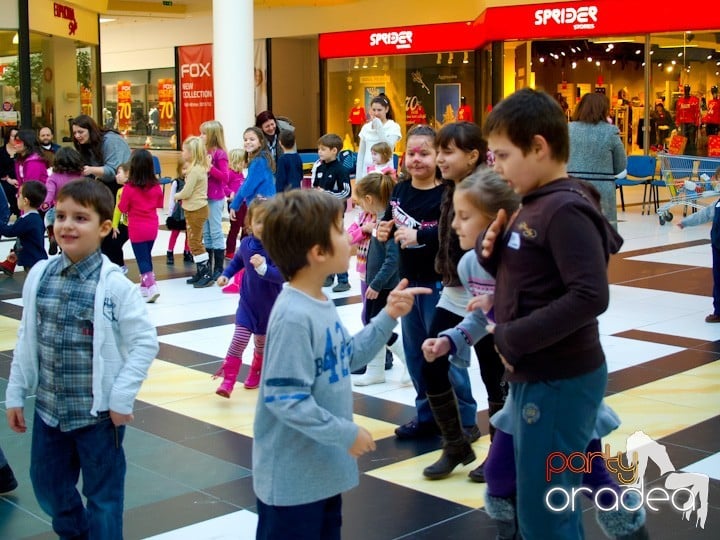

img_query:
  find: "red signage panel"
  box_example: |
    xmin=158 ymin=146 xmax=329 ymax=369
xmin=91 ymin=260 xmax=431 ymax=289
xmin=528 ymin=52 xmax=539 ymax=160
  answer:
xmin=117 ymin=80 xmax=132 ymax=132
xmin=319 ymin=21 xmax=478 ymax=59
xmin=177 ymin=44 xmax=214 ymax=143
xmin=320 ymin=1 xmax=720 ymax=58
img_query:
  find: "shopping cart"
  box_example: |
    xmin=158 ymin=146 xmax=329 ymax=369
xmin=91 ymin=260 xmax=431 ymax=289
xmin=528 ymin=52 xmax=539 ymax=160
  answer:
xmin=655 ymin=152 xmax=720 ymax=225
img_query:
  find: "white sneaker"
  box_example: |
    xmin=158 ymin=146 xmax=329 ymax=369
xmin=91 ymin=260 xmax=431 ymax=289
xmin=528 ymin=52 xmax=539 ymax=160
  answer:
xmin=146 ymin=284 xmax=160 ymax=303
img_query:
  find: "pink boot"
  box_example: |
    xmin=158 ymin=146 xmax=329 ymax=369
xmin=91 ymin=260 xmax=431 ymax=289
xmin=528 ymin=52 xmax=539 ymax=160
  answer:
xmin=244 ymin=351 xmax=263 ymax=389
xmin=139 ymin=271 xmax=151 ymax=299
xmin=222 ymin=268 xmax=244 ymax=294
xmin=213 ymin=355 xmax=242 ymax=398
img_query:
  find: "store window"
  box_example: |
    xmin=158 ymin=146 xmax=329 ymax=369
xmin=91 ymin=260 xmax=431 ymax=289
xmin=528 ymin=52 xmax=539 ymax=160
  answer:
xmin=101 ymin=68 xmax=176 ymax=150
xmin=325 ymin=51 xmax=476 ymax=152
xmin=0 ymin=30 xmax=99 ymax=142
xmin=649 ymin=31 xmax=720 ymax=156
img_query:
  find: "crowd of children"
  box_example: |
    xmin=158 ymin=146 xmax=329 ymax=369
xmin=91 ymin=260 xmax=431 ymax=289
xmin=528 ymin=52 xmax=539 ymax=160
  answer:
xmin=5 ymin=89 xmax=718 ymax=539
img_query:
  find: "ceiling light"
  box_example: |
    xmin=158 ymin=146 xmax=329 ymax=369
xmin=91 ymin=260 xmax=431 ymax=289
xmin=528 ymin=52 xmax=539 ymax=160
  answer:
xmin=539 ymin=57 xmax=545 ymax=63
xmin=447 ymin=52 xmax=454 ymax=64
xmin=436 ymin=53 xmax=442 ymax=65
xmin=99 ymin=17 xmax=116 ymax=23
xmin=463 ymin=51 xmax=469 ymax=64
xmin=587 ymin=57 xmax=593 ymax=62
xmin=353 ymin=58 xmax=359 ymax=69
xmin=612 ymin=59 xmax=617 ymax=65
xmin=362 ymin=57 xmax=368 ymax=69
xmin=571 ymin=61 xmax=577 ymax=69
xmin=635 ymin=49 xmax=642 ymax=55
xmin=596 ymin=61 xmax=601 ymax=66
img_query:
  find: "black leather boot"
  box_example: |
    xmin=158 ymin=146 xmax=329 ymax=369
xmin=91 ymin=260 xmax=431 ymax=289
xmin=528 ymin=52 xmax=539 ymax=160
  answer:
xmin=212 ymin=248 xmax=224 ymax=281
xmin=469 ymin=400 xmax=505 ymax=483
xmin=422 ymin=389 xmax=476 ymax=479
xmin=193 ymin=260 xmax=214 ymax=288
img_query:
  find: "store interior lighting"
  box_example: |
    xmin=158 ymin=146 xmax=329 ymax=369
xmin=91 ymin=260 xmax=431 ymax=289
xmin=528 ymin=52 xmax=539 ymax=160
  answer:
xmin=447 ymin=52 xmax=454 ymax=64
xmin=362 ymin=57 xmax=368 ymax=69
xmin=436 ymin=53 xmax=442 ymax=64
xmin=353 ymin=58 xmax=359 ymax=69
xmin=463 ymin=51 xmax=469 ymax=64
xmin=12 ymin=32 xmax=18 ymax=45
xmin=372 ymin=57 xmax=378 ymax=68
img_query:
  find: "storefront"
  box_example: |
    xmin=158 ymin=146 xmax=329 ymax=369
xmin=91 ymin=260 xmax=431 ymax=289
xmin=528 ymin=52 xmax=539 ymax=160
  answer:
xmin=321 ymin=0 xmax=720 ymax=156
xmin=319 ymin=21 xmax=483 ymax=153
xmin=0 ymin=0 xmax=101 ymax=142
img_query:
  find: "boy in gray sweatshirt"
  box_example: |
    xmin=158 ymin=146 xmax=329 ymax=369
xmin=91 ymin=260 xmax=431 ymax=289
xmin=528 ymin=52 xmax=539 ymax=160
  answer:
xmin=254 ymin=189 xmax=430 ymax=539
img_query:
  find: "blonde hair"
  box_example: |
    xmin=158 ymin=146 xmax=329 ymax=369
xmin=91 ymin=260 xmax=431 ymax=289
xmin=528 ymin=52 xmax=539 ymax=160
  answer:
xmin=370 ymin=141 xmax=393 ymax=164
xmin=355 ymin=172 xmax=395 ymax=209
xmin=200 ymin=120 xmax=226 ymax=152
xmin=175 ymin=156 xmax=186 ymax=177
xmin=455 ymin=168 xmax=520 ymax=219
xmin=228 ymin=148 xmax=247 ymax=172
xmin=183 ymin=136 xmax=209 ymax=170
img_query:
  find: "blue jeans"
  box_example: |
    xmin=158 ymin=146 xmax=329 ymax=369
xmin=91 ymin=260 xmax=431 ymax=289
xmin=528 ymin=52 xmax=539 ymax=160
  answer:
xmin=256 ymin=494 xmax=341 ymax=540
xmin=131 ymin=240 xmax=155 ymax=274
xmin=30 ymin=413 xmax=126 ymax=540
xmin=401 ymin=282 xmax=477 ymax=425
xmin=202 ymin=198 xmax=225 ymax=249
xmin=512 ymin=363 xmax=607 ymax=540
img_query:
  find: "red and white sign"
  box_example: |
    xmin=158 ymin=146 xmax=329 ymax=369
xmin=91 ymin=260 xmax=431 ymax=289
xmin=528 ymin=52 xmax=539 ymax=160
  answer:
xmin=157 ymin=78 xmax=175 ymax=132
xmin=321 ymin=1 xmax=720 ymax=58
xmin=177 ymin=44 xmax=214 ymax=142
xmin=117 ymin=81 xmax=132 ymax=132
xmin=320 ymin=21 xmax=478 ymax=59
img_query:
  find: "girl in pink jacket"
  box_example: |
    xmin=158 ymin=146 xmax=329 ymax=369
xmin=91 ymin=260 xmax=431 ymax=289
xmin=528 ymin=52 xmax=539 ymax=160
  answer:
xmin=118 ymin=149 xmax=164 ymax=302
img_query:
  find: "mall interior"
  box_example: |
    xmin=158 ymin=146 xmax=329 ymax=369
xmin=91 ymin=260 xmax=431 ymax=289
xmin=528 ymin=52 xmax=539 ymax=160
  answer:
xmin=0 ymin=0 xmax=719 ymax=539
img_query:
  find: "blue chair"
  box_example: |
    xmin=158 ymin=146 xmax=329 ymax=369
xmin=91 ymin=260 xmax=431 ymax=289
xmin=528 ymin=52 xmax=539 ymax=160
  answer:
xmin=618 ymin=155 xmax=657 ymax=215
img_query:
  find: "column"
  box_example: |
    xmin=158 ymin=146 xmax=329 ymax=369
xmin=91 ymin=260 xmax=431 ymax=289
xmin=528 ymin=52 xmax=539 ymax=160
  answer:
xmin=213 ymin=0 xmax=255 ymax=149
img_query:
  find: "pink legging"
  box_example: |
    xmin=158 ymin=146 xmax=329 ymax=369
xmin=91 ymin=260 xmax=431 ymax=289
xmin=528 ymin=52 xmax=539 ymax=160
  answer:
xmin=168 ymin=230 xmax=190 ymax=252
xmin=227 ymin=324 xmax=266 ymax=359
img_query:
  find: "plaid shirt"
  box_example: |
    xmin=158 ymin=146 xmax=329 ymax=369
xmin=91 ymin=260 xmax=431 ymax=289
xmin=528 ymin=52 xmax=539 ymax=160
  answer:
xmin=35 ymin=250 xmax=107 ymax=431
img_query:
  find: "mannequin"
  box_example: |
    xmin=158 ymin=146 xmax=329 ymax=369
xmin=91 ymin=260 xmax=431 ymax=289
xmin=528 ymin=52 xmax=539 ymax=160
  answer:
xmin=704 ymin=86 xmax=720 ymax=136
xmin=348 ymin=98 xmax=366 ymax=146
xmin=458 ymin=96 xmax=473 ymax=122
xmin=676 ymin=85 xmax=701 ymax=155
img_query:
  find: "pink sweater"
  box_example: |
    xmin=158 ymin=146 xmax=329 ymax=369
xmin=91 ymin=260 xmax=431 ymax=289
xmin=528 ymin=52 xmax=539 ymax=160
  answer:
xmin=44 ymin=171 xmax=83 ymax=206
xmin=117 ymin=183 xmax=164 ymax=242
xmin=15 ymin=153 xmax=49 ymax=186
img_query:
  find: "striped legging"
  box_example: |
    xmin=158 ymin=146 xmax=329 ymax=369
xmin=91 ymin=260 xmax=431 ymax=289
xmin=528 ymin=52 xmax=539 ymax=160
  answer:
xmin=227 ymin=324 xmax=266 ymax=359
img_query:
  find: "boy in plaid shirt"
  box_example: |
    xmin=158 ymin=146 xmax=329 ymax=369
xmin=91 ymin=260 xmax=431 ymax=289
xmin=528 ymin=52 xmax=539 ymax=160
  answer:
xmin=5 ymin=179 xmax=158 ymax=540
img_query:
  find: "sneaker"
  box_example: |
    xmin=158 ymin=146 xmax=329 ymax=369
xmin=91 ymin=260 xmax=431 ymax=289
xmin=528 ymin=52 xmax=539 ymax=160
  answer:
xmin=332 ymin=281 xmax=351 ymax=293
xmin=705 ymin=313 xmax=720 ymax=323
xmin=323 ymin=276 xmax=334 ymax=288
xmin=0 ymin=464 xmax=18 ymax=494
xmin=225 ymin=251 xmax=234 ymax=260
xmin=146 ymin=284 xmax=160 ymax=303
xmin=394 ymin=418 xmax=441 ymax=439
xmin=464 ymin=424 xmax=481 ymax=443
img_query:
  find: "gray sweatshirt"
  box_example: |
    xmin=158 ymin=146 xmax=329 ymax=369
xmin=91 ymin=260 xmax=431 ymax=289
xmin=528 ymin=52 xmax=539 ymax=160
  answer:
xmin=253 ymin=285 xmax=396 ymax=506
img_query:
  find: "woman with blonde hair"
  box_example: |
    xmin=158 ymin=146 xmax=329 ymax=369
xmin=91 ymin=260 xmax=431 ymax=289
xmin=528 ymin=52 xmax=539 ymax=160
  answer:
xmin=200 ymin=120 xmax=229 ymax=282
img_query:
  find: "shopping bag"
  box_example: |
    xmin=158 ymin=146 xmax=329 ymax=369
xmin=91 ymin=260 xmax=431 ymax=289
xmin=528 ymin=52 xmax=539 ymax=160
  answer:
xmin=667 ymin=134 xmax=687 ymax=155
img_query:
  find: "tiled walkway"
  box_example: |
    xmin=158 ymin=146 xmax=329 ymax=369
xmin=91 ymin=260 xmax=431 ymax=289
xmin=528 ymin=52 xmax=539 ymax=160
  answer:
xmin=0 ymin=200 xmax=718 ymax=539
